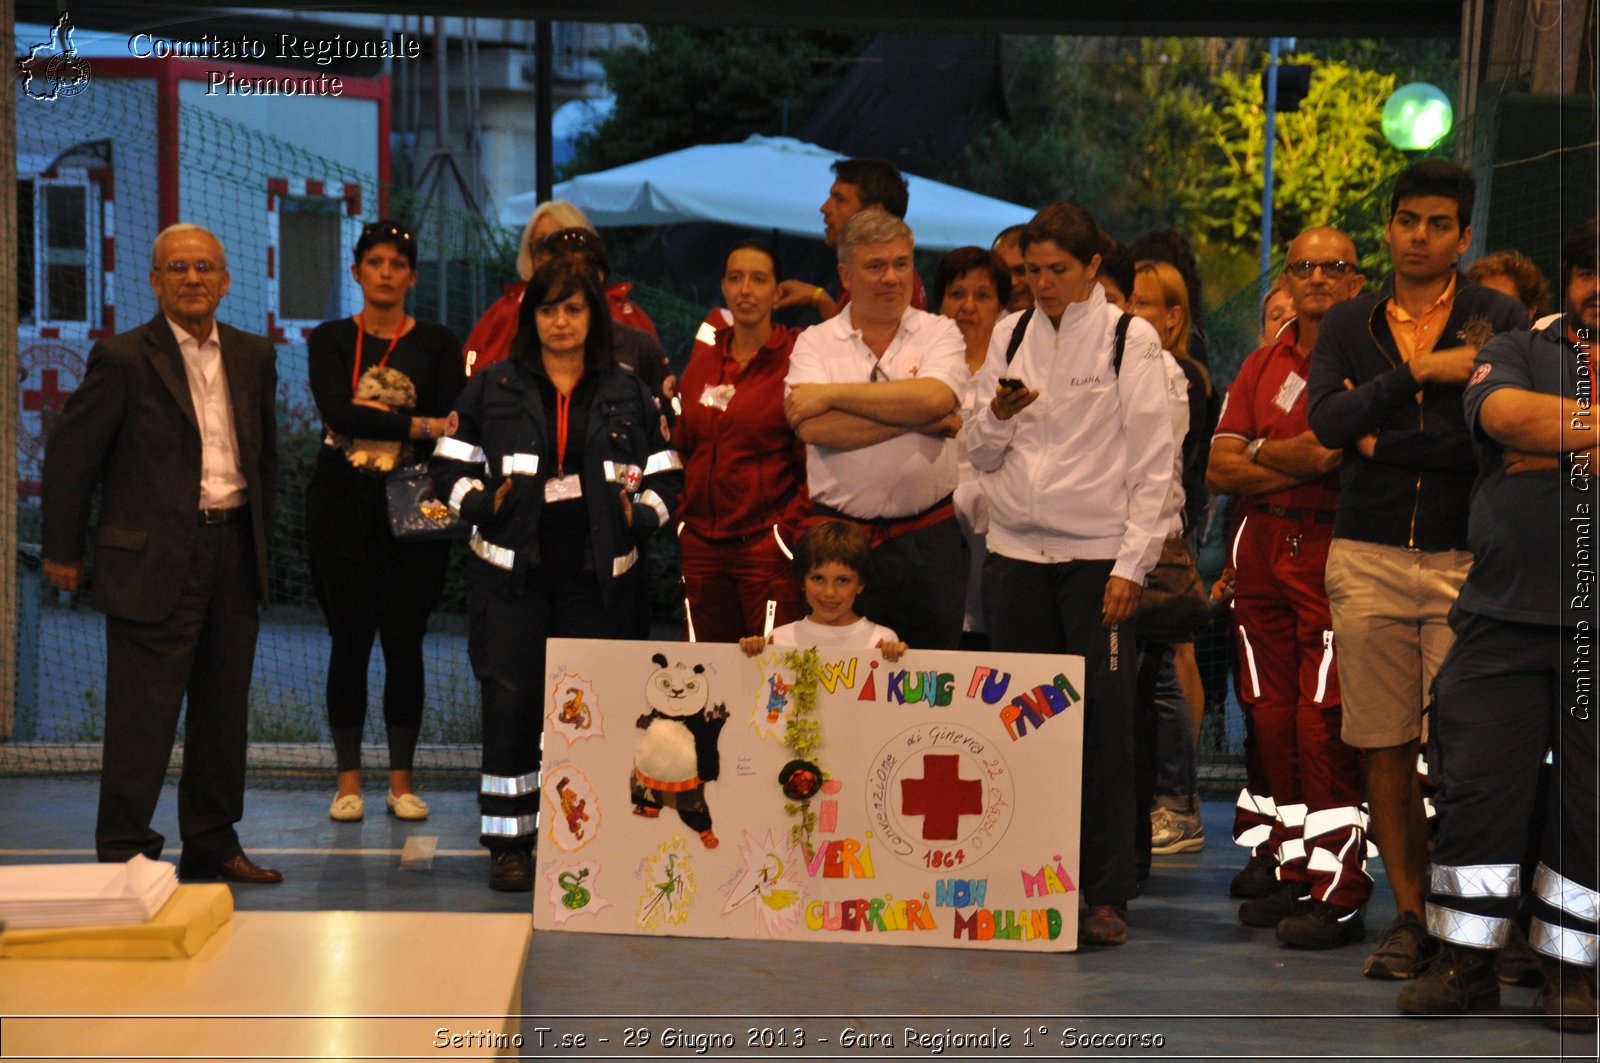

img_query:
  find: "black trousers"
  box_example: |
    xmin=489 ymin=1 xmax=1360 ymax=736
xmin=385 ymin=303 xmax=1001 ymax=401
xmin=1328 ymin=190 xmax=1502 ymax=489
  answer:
xmin=310 ymin=534 xmax=450 ymax=771
xmin=983 ymin=553 xmax=1138 ymax=906
xmin=469 ymin=560 xmax=636 ymax=852
xmin=1428 ymin=610 xmax=1598 ymax=962
xmin=97 ymin=520 xmax=259 ymax=865
xmin=856 ymin=516 xmax=967 ymax=651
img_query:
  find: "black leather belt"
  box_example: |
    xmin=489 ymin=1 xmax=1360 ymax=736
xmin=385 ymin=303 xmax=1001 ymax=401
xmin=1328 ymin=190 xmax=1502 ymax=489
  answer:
xmin=1257 ymin=504 xmax=1335 ymax=524
xmin=198 ymin=506 xmax=248 ymax=525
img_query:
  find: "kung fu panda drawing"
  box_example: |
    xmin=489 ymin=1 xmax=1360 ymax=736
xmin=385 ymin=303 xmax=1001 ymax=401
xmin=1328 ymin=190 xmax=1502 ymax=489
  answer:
xmin=630 ymin=653 xmax=729 ymax=848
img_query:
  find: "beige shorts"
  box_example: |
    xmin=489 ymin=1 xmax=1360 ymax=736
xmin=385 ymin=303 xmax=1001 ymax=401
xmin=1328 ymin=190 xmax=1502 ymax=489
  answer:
xmin=1323 ymin=537 xmax=1472 ymax=749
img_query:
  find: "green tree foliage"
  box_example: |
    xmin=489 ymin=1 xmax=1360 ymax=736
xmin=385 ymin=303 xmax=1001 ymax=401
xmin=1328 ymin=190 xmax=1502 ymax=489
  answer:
xmin=1169 ymin=53 xmax=1409 ymax=270
xmin=566 ymin=28 xmax=866 ymax=178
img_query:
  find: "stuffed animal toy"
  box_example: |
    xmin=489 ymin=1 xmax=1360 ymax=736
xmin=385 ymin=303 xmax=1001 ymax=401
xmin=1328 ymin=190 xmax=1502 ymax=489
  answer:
xmin=342 ymin=365 xmax=416 ymax=473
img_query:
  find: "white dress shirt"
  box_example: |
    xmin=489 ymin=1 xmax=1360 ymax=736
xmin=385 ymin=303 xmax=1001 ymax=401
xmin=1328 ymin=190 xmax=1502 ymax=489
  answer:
xmin=166 ymin=317 xmax=247 ymax=510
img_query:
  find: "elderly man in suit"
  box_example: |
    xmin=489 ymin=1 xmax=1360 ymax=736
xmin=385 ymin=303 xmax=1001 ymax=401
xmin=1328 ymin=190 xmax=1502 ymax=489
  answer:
xmin=42 ymin=223 xmax=281 ymax=884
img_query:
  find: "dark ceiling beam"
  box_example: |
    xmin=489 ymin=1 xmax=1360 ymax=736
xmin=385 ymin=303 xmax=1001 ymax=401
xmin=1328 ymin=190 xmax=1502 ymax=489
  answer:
xmin=16 ymin=1 xmax=1463 ymax=40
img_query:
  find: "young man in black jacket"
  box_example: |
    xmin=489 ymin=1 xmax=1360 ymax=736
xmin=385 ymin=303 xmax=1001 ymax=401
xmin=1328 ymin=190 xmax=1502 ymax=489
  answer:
xmin=1305 ymin=160 xmax=1526 ymax=969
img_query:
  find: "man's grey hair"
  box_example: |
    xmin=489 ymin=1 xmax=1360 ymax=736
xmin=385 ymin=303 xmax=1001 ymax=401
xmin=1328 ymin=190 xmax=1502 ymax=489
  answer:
xmin=151 ymin=223 xmax=227 ymax=269
xmin=837 ymin=208 xmax=913 ymax=265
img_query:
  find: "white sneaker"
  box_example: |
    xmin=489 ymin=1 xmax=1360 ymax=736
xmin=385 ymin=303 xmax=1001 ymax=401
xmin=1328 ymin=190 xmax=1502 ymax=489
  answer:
xmin=1151 ymin=809 xmax=1205 ymax=854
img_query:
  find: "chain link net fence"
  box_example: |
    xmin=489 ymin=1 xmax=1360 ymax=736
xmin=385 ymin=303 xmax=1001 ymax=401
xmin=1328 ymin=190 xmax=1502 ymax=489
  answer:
xmin=9 ymin=75 xmax=1595 ymax=794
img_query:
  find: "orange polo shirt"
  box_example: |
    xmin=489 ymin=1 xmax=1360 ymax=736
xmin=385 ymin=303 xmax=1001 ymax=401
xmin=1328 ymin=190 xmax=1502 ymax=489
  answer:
xmin=1385 ymin=274 xmax=1457 ymax=362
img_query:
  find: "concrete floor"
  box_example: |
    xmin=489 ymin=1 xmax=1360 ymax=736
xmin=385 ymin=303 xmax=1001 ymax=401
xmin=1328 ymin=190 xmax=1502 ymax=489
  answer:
xmin=1 ymin=776 xmax=1593 ymax=1061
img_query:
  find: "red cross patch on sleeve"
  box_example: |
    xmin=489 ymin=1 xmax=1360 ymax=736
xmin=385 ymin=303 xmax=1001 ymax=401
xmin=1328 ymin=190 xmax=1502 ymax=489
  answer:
xmin=1468 ymin=362 xmax=1492 ymax=387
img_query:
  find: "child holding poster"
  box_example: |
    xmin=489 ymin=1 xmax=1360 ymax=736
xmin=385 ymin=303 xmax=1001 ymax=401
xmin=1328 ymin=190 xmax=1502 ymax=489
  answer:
xmin=740 ymin=521 xmax=907 ymax=660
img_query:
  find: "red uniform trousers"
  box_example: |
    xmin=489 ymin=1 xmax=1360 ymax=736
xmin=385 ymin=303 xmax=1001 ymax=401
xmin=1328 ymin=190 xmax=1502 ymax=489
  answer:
xmin=1231 ymin=509 xmax=1370 ymax=910
xmin=679 ymin=523 xmax=804 ymax=644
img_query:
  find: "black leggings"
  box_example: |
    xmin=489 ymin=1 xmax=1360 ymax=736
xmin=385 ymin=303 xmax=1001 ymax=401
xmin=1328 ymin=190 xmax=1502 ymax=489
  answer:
xmin=311 ymin=534 xmax=450 ymax=773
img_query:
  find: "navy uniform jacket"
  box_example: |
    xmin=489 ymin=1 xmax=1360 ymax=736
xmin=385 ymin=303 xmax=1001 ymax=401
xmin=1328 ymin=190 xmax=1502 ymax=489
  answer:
xmin=431 ymin=356 xmax=682 ymax=606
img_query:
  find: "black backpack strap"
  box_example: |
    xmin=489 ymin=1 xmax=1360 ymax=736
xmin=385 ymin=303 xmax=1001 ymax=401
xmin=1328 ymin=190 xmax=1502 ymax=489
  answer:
xmin=1003 ymin=307 xmax=1034 ymax=367
xmin=1112 ymin=311 xmax=1132 ymax=375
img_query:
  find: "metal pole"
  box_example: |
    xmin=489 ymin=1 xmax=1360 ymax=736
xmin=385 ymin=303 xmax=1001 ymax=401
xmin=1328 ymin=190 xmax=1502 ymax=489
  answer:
xmin=1260 ymin=37 xmax=1281 ymax=281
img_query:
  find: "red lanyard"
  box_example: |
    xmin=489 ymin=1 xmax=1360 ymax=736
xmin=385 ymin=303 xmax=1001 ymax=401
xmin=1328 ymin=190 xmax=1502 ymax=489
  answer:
xmin=555 ymin=387 xmax=576 ymax=475
xmin=351 ymin=314 xmax=403 ymax=396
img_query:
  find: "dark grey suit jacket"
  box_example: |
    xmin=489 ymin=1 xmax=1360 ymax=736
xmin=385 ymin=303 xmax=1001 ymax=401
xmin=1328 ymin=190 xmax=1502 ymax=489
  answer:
xmin=41 ymin=313 xmax=279 ymax=623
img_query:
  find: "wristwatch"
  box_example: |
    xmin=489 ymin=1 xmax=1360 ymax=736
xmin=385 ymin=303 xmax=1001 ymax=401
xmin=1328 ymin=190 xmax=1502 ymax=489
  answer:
xmin=1246 ymin=438 xmax=1264 ymax=463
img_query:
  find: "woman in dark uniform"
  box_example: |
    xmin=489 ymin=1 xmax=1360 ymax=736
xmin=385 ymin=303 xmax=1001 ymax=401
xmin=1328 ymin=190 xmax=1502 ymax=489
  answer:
xmin=431 ymin=259 xmax=682 ymax=890
xmin=306 ymin=220 xmax=464 ymax=824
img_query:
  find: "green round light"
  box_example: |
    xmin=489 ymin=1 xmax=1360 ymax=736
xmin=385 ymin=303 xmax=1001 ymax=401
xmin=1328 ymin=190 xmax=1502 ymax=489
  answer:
xmin=1382 ymin=82 xmax=1454 ymax=151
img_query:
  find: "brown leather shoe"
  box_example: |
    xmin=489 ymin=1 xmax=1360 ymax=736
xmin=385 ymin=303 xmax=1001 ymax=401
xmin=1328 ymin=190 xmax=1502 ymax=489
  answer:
xmin=179 ymin=851 xmax=284 ymax=884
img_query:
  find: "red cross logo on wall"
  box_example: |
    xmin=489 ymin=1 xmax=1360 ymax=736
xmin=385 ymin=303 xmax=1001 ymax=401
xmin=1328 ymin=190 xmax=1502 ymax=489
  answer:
xmin=899 ymin=754 xmax=983 ymax=841
xmin=24 ymin=368 xmax=72 ymax=430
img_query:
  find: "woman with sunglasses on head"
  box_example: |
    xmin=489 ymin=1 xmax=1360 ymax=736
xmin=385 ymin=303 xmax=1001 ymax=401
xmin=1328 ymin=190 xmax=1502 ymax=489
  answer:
xmin=463 ymin=200 xmax=657 ymax=378
xmin=432 ymin=259 xmax=682 ymax=891
xmin=306 ymin=220 xmax=464 ymax=824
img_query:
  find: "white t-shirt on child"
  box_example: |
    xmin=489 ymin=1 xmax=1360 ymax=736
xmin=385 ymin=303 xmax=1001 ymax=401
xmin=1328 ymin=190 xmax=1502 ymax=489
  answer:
xmin=769 ymin=617 xmax=899 ymax=651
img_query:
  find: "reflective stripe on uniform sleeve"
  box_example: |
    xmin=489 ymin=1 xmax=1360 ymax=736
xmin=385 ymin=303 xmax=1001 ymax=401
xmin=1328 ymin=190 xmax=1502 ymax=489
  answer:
xmin=1432 ymin=863 xmax=1521 ymax=900
xmin=470 ymin=530 xmax=515 ymax=570
xmin=435 ymin=437 xmax=486 ymax=464
xmin=480 ymin=770 xmax=539 ymax=797
xmin=639 ymin=489 xmax=669 ymax=527
xmin=644 ymin=449 xmax=684 ymax=476
xmin=614 ymin=547 xmax=639 ymax=577
xmin=1534 ymin=863 xmax=1600 ymax=922
xmin=501 ymin=453 xmax=540 ymax=477
xmin=1427 ymin=902 xmax=1514 ymax=950
xmin=448 ymin=478 xmax=486 ymax=517
xmin=1530 ymin=917 xmax=1598 ymax=967
xmin=480 ymin=814 xmax=538 ymax=839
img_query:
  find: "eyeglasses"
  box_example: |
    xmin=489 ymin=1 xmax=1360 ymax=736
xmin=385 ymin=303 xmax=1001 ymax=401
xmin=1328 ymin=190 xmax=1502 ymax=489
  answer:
xmin=160 ymin=260 xmax=222 ymax=275
xmin=1285 ymin=259 xmax=1354 ymax=279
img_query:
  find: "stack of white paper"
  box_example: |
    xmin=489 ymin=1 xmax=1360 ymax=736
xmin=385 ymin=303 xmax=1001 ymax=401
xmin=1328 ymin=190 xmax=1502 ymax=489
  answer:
xmin=0 ymin=855 xmax=178 ymax=929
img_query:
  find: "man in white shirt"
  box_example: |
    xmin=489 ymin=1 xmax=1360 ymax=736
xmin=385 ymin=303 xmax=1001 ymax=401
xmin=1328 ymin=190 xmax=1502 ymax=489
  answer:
xmin=784 ymin=210 xmax=969 ymax=648
xmin=42 ymin=223 xmax=281 ymax=884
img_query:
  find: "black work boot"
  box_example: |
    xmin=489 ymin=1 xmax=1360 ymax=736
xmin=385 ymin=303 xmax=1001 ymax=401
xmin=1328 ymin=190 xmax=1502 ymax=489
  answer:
xmin=1277 ymin=900 xmax=1365 ymax=949
xmin=1230 ymin=852 xmax=1277 ymax=898
xmin=488 ymin=848 xmax=534 ymax=892
xmin=1396 ymin=943 xmax=1500 ymax=1015
xmin=1536 ymin=961 xmax=1598 ymax=1032
xmin=1239 ymin=878 xmax=1307 ymax=928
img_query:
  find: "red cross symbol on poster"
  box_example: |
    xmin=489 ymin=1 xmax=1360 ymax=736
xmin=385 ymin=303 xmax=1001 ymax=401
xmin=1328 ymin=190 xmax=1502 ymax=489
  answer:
xmin=899 ymin=753 xmax=984 ymax=841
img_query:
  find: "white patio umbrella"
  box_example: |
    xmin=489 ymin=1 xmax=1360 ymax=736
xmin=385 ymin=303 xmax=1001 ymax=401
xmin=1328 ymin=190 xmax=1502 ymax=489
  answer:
xmin=499 ymin=134 xmax=1034 ymax=253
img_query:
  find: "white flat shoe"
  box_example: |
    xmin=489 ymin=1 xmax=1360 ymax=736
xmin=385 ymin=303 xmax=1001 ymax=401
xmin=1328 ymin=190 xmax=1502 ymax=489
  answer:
xmin=329 ymin=793 xmax=365 ymax=821
xmin=386 ymin=791 xmax=429 ymax=821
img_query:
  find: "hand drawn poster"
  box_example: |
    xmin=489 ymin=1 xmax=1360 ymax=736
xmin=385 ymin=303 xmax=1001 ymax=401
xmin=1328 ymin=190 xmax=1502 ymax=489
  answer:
xmin=534 ymin=639 xmax=1085 ymax=952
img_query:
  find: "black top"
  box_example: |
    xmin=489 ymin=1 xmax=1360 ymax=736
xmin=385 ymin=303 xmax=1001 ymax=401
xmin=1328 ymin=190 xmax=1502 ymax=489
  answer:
xmin=305 ymin=318 xmax=465 ymax=559
xmin=1305 ymin=274 xmax=1527 ymax=550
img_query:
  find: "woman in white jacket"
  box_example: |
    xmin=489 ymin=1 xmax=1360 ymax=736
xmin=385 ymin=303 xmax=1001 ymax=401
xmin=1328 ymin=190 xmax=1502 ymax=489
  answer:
xmin=961 ymin=202 xmax=1176 ymax=947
